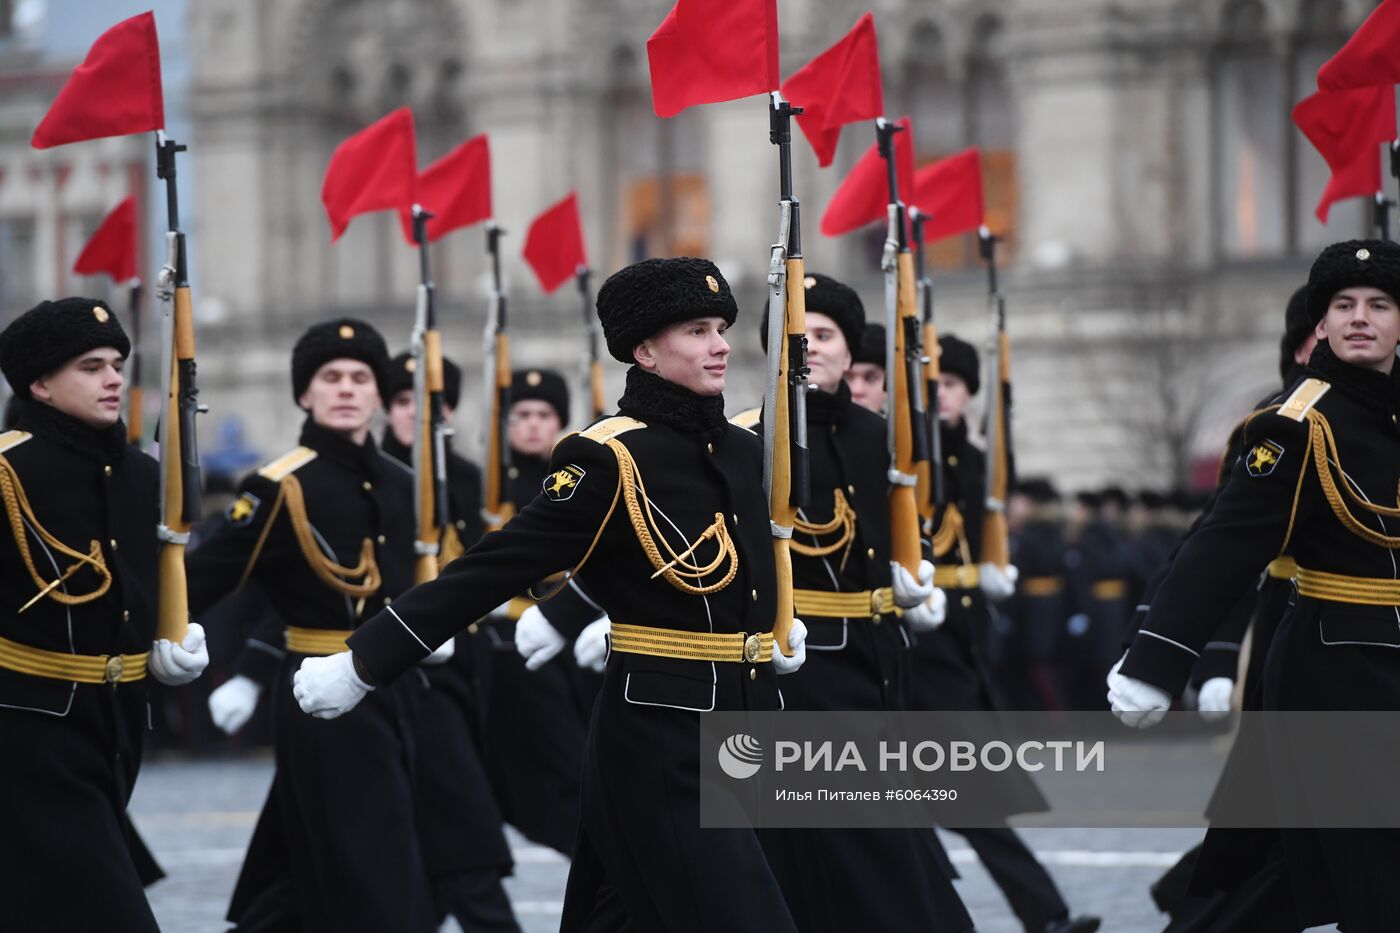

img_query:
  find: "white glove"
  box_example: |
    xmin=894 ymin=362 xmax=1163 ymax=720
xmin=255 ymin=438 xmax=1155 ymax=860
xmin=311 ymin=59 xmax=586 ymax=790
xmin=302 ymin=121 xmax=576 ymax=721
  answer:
xmin=979 ymin=562 xmax=1018 ymax=602
xmin=890 ymin=559 xmax=935 ymax=609
xmin=1197 ymin=677 xmax=1234 ymax=721
xmin=1106 ymin=655 xmax=1171 ymax=729
xmin=516 ymin=606 xmax=566 ymax=671
xmin=574 ymin=617 xmax=610 ymax=672
xmin=771 ymin=619 xmax=807 ymax=675
xmin=902 ymin=588 xmax=947 ymax=632
xmin=208 ymin=674 xmax=262 ymax=734
xmin=293 ymin=651 xmax=373 ymax=719
xmin=421 ymin=638 xmax=456 ymax=665
xmin=148 ymin=623 xmax=209 ymax=686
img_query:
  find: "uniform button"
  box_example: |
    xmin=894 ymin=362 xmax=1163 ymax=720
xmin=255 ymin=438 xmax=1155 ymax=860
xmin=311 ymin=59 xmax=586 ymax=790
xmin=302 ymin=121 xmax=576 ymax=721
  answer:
xmin=872 ymin=614 xmax=882 ymax=625
xmin=122 ymin=610 xmax=130 ymax=622
xmin=362 ymin=481 xmax=373 ymax=492
xmin=376 ymin=534 xmax=386 ymax=545
xmin=103 ymin=465 xmax=112 ymax=477
xmin=866 ymin=547 xmax=876 ymax=559
xmin=456 ymin=520 xmax=466 ymax=530
xmin=732 ymin=514 xmax=739 ymax=525
xmin=467 ymin=622 xmax=480 ymax=635
xmin=383 ymin=597 xmax=391 ymax=606
xmin=948 ymin=455 xmax=959 ymax=467
xmin=109 ymin=539 xmax=118 ymax=551
xmin=508 ymin=466 xmax=519 ymax=479
xmin=751 ymin=589 xmax=758 ymax=601
xmin=749 ymin=667 xmax=757 ymax=681
xmin=707 ymin=442 xmax=715 ymax=454
xmin=961 ymin=595 xmax=973 ymax=608
xmin=847 ymin=484 xmax=855 ymax=495
xmin=882 ymin=678 xmax=890 ymax=688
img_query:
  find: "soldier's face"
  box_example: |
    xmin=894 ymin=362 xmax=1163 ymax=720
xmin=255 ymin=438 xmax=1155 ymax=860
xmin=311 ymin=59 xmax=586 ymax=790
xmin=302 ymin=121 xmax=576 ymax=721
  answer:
xmin=634 ymin=316 xmax=730 ymax=397
xmin=298 ymin=359 xmax=380 ymax=441
xmin=845 ymin=363 xmax=886 ymax=413
xmin=937 ymin=372 xmax=971 ymax=424
xmin=1318 ymin=286 xmax=1400 ymax=373
xmin=30 ymin=347 xmax=125 ymax=429
xmin=508 ymin=400 xmax=562 ymax=457
xmin=804 ymin=313 xmax=852 ymax=394
xmin=388 ymin=390 xmax=416 ymax=447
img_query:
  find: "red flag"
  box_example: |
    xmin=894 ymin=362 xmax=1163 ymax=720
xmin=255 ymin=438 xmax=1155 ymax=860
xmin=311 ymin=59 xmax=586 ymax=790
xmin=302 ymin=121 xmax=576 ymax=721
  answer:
xmin=647 ymin=0 xmax=779 ymax=118
xmin=73 ymin=196 xmax=139 ymax=282
xmin=1318 ymin=0 xmax=1400 ymax=91
xmin=321 ymin=107 xmax=417 ymax=242
xmin=910 ymin=149 xmax=985 ymax=242
xmin=522 ymin=192 xmax=588 ymax=294
xmin=820 ymin=116 xmax=916 ymax=237
xmin=780 ymin=13 xmax=884 ymax=167
xmin=31 ymin=12 xmax=165 ymax=149
xmin=399 ymin=134 xmax=491 ymax=244
xmin=1293 ymin=85 xmax=1395 ymax=223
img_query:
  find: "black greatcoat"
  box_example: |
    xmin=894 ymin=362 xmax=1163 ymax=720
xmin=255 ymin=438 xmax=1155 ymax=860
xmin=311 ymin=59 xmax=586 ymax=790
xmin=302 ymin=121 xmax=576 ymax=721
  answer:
xmin=749 ymin=385 xmax=974 ymax=933
xmin=188 ymin=419 xmax=435 ymax=933
xmin=349 ymin=369 xmax=798 ymax=933
xmin=1121 ymin=344 xmax=1400 ymax=931
xmin=0 ymin=402 xmax=161 ymax=932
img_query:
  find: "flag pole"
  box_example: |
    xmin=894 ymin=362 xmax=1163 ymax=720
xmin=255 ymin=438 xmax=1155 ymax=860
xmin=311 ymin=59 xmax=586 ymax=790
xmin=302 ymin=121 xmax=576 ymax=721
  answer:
xmin=126 ymin=278 xmax=143 ymax=446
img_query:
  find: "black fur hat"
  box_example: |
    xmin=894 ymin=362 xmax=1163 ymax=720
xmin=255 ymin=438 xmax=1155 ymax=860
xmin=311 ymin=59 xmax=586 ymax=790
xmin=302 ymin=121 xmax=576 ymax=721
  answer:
xmin=290 ymin=318 xmax=389 ymax=403
xmin=511 ymin=368 xmax=570 ymax=425
xmin=596 ymin=257 xmax=738 ymax=364
xmin=1306 ymin=239 xmax=1400 ymax=324
xmin=0 ymin=298 xmax=130 ymax=398
xmin=1279 ymin=285 xmax=1313 ymax=382
xmin=853 ymin=321 xmax=886 ymax=367
xmin=938 ymin=334 xmax=980 ymax=396
xmin=759 ymin=272 xmax=865 ymax=354
xmin=384 ymin=351 xmax=463 ymax=410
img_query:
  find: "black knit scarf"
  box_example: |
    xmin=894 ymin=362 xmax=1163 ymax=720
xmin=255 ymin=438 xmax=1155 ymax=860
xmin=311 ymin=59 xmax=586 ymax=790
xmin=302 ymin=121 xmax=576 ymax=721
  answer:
xmin=617 ymin=366 xmax=729 ymax=438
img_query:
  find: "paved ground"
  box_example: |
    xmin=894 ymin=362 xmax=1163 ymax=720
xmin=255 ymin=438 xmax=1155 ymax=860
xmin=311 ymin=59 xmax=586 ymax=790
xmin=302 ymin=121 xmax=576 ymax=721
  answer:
xmin=127 ymin=753 xmax=1336 ymax=932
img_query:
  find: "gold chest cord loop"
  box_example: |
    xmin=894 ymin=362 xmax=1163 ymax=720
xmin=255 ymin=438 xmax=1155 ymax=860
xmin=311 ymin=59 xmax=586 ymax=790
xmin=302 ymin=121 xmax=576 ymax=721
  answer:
xmin=1308 ymin=413 xmax=1400 ymax=548
xmin=0 ymin=455 xmax=111 ymax=610
xmin=791 ymin=488 xmax=857 ymax=570
xmin=237 ymin=475 xmax=382 ymax=599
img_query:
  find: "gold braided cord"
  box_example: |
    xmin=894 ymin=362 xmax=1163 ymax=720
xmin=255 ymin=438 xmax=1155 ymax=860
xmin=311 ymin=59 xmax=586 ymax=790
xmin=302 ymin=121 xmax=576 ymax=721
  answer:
xmin=0 ymin=454 xmax=111 ymax=608
xmin=929 ymin=503 xmax=965 ymax=560
xmin=609 ymin=439 xmax=737 ymax=595
xmin=237 ymin=475 xmax=382 ymax=598
xmin=1307 ymin=414 xmax=1400 ymax=548
xmin=791 ymin=488 xmax=856 ymax=561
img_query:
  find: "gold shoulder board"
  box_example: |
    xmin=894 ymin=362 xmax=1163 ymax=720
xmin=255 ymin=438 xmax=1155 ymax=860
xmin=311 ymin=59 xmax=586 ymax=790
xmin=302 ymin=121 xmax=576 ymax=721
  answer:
xmin=729 ymin=407 xmax=761 ymax=432
xmin=0 ymin=430 xmax=33 ymax=455
xmin=578 ymin=416 xmax=646 ymax=444
xmin=257 ymin=446 xmax=318 ymax=481
xmin=1279 ymin=378 xmax=1331 ymax=423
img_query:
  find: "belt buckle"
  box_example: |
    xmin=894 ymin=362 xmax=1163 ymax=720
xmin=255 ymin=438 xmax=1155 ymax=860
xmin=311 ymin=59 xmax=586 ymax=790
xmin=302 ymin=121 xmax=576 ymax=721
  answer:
xmin=869 ymin=590 xmax=882 ymax=614
xmin=103 ymin=655 xmax=124 ymax=684
xmin=957 ymin=565 xmax=977 ymax=588
xmin=743 ymin=633 xmax=762 ymax=664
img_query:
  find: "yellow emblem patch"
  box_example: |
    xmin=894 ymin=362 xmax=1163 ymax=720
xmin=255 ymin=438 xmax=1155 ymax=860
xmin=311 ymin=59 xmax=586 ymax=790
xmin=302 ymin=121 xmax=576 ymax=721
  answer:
xmin=93 ymin=306 xmax=109 ymax=323
xmin=705 ymin=274 xmax=720 ymax=293
xmin=226 ymin=492 xmax=261 ymax=526
xmin=1245 ymin=440 xmax=1284 ymax=478
xmin=544 ymin=464 xmax=585 ymax=502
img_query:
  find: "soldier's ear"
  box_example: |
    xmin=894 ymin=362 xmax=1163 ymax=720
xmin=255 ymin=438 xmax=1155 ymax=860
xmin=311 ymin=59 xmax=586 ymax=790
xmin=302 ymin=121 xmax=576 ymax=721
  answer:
xmin=633 ymin=340 xmax=657 ymax=372
xmin=28 ymin=378 xmax=51 ymax=402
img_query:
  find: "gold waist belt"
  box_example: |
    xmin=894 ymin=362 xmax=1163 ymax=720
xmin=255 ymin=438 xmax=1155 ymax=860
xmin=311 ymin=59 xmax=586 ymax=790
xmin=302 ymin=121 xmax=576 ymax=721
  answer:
xmin=1090 ymin=579 xmax=1128 ymax=599
xmin=793 ymin=587 xmax=896 ymax=619
xmin=1295 ymin=567 xmax=1400 ymax=606
xmin=0 ymin=635 xmax=146 ymax=684
xmin=285 ymin=626 xmax=351 ymax=656
xmin=1021 ymin=576 xmax=1064 ymax=596
xmin=1267 ymin=557 xmax=1298 ymax=580
xmin=609 ymin=622 xmax=774 ymax=663
xmin=934 ymin=565 xmax=981 ymax=589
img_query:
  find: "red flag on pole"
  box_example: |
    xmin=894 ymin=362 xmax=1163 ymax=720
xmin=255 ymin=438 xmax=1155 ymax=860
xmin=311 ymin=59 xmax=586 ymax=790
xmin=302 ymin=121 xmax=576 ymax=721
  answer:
xmin=820 ymin=116 xmax=916 ymax=237
xmin=910 ymin=149 xmax=985 ymax=242
xmin=1293 ymin=85 xmax=1396 ymax=223
xmin=780 ymin=12 xmax=884 ymax=167
xmin=647 ymin=0 xmax=779 ymax=118
xmin=322 ymin=107 xmax=418 ymax=242
xmin=399 ymin=133 xmax=491 ymax=244
xmin=522 ymin=192 xmax=589 ymax=294
xmin=73 ymin=196 xmax=139 ymax=282
xmin=1317 ymin=0 xmax=1400 ymax=92
xmin=31 ymin=11 xmax=165 ymax=149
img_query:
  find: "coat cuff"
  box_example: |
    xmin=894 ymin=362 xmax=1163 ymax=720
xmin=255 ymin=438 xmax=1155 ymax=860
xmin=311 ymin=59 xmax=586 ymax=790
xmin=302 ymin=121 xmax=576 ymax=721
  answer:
xmin=233 ymin=637 xmax=284 ymax=684
xmin=347 ymin=606 xmax=431 ymax=686
xmin=1119 ymin=629 xmax=1200 ymax=696
xmin=1191 ymin=642 xmax=1241 ymax=687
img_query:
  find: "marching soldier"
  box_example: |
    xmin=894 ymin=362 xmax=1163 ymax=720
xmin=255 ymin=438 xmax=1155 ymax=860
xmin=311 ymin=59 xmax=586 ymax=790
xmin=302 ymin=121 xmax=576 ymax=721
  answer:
xmin=187 ymin=320 xmax=436 ymax=932
xmin=743 ymin=274 xmax=970 ymax=932
xmin=1004 ymin=477 xmax=1069 ymax=711
xmin=0 ymin=298 xmax=209 ymax=931
xmin=1110 ymin=240 xmax=1400 ymax=931
xmin=1062 ymin=489 xmax=1134 ymax=710
xmin=293 ymin=257 xmax=809 ymax=932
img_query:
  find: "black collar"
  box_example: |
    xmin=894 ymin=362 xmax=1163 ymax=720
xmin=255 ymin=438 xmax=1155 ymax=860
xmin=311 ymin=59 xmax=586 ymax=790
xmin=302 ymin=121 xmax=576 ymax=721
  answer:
xmin=300 ymin=417 xmax=382 ymax=477
xmin=1304 ymin=341 xmax=1400 ymax=418
xmin=13 ymin=399 xmax=127 ymax=464
xmin=807 ymin=381 xmax=852 ymax=427
xmin=617 ymin=366 xmax=729 ymax=439
xmin=380 ymin=429 xmax=410 ymax=468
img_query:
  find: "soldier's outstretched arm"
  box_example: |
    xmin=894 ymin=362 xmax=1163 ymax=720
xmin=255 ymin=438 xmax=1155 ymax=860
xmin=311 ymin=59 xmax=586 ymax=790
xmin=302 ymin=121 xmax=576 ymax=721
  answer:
xmin=1118 ymin=411 xmax=1311 ymax=697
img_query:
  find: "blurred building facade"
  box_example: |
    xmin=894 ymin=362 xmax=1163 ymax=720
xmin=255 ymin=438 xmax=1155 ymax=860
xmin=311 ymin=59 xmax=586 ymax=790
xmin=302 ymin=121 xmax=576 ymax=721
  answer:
xmin=0 ymin=0 xmax=1380 ymax=489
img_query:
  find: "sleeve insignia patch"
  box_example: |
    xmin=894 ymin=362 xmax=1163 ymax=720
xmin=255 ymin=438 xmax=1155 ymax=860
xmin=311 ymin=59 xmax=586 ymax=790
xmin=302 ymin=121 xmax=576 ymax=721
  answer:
xmin=544 ymin=465 xmax=585 ymax=501
xmin=1245 ymin=440 xmax=1284 ymax=478
xmin=227 ymin=492 xmax=261 ymax=526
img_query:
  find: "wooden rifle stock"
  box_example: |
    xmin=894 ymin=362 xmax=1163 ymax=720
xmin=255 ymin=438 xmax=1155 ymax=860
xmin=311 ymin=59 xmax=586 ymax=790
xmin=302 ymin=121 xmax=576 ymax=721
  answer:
xmin=889 ymin=250 xmax=922 ymax=572
xmin=769 ymin=255 xmax=806 ymax=655
xmin=578 ymin=269 xmax=605 ymax=420
xmin=482 ymin=225 xmax=514 ymax=531
xmin=979 ymin=230 xmax=1011 ymax=568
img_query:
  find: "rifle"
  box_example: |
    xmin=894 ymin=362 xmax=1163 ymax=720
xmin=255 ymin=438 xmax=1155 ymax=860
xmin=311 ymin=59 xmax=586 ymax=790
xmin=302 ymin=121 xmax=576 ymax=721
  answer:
xmin=762 ymin=93 xmax=811 ymax=656
xmin=979 ymin=227 xmax=1012 ymax=568
xmin=875 ymin=118 xmax=929 ymax=575
xmin=482 ymin=222 xmax=514 ymax=531
xmin=126 ymin=280 xmax=143 ymax=446
xmin=577 ymin=266 xmax=605 ymax=420
xmin=910 ymin=210 xmax=944 ymax=520
xmin=154 ymin=131 xmax=203 ymax=642
xmin=409 ymin=206 xmax=450 ymax=583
